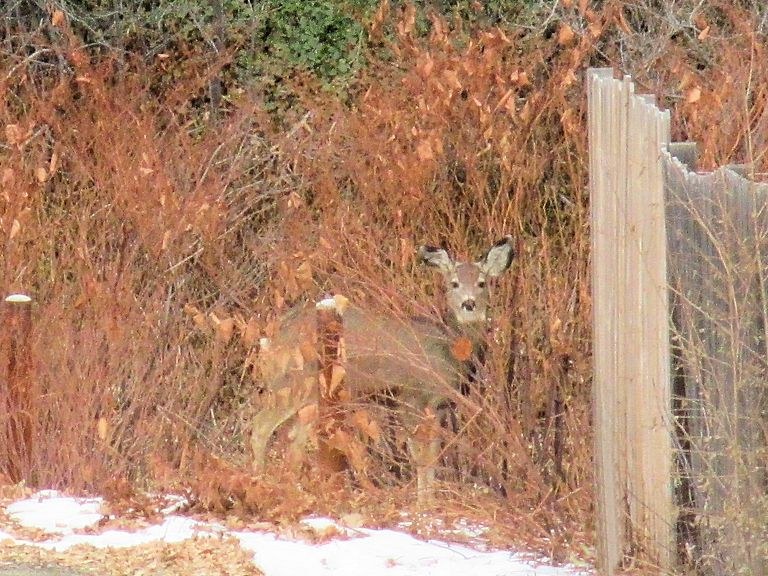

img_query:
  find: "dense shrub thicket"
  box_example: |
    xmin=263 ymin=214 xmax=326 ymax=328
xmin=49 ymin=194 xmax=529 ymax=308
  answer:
xmin=1 ymin=0 xmax=768 ymax=566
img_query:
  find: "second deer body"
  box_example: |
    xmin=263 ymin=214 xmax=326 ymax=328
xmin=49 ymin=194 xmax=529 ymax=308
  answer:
xmin=251 ymin=237 xmax=514 ymax=501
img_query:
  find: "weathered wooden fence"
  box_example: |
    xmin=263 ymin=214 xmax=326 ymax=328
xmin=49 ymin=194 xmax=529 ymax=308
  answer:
xmin=588 ymin=68 xmax=768 ymax=575
xmin=665 ymin=158 xmax=768 ymax=576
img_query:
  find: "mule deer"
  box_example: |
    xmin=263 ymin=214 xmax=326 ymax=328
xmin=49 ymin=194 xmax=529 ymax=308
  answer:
xmin=251 ymin=237 xmax=514 ymax=501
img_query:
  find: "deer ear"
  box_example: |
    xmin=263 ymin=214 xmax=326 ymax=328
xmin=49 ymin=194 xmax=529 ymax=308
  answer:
xmin=418 ymin=245 xmax=454 ymax=274
xmin=477 ymin=236 xmax=514 ymax=277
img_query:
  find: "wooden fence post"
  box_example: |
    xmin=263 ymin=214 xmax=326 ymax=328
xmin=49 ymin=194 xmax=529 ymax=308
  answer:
xmin=1 ymin=294 xmax=34 ymax=483
xmin=316 ymin=296 xmax=349 ymax=481
xmin=588 ymin=68 xmax=675 ymax=574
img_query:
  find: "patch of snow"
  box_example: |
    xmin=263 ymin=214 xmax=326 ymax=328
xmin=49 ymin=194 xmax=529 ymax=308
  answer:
xmin=237 ymin=527 xmax=581 ymax=576
xmin=6 ymin=491 xmax=103 ymax=533
xmin=37 ymin=516 xmax=225 ymax=552
xmin=0 ymin=491 xmax=592 ymax=575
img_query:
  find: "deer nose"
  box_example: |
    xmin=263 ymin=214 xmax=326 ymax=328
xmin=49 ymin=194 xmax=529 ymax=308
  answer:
xmin=461 ymin=299 xmax=476 ymax=312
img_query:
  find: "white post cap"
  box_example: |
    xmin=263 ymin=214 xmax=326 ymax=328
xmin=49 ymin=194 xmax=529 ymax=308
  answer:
xmin=5 ymin=294 xmax=32 ymax=303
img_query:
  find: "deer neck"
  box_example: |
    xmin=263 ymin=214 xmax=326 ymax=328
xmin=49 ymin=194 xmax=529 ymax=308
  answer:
xmin=443 ymin=314 xmax=489 ymax=360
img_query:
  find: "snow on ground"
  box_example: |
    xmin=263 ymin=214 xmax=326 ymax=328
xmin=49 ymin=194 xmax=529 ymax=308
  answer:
xmin=1 ymin=491 xmax=591 ymax=575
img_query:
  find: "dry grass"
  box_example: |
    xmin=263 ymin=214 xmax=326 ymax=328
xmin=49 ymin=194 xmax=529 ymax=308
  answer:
xmin=0 ymin=1 xmax=766 ymax=568
xmin=0 ymin=537 xmax=263 ymax=576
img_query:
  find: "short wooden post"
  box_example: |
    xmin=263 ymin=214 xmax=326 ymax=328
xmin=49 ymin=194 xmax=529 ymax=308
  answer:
xmin=316 ymin=296 xmax=348 ymax=479
xmin=1 ymin=294 xmax=34 ymax=483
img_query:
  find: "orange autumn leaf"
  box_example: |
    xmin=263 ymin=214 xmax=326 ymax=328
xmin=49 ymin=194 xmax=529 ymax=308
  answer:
xmin=450 ymin=337 xmax=474 ymax=361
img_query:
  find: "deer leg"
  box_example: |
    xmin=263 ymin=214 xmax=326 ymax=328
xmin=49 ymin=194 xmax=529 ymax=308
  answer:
xmin=416 ymin=437 xmax=441 ymax=504
xmin=410 ymin=408 xmax=440 ymax=504
xmin=251 ymin=404 xmax=303 ymax=474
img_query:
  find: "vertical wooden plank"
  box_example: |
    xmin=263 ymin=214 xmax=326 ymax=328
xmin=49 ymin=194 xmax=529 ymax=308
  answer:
xmin=685 ymin=167 xmax=724 ymax=576
xmin=642 ymin=102 xmax=674 ymax=570
xmin=664 ymin=146 xmax=704 ymax=571
xmin=613 ymin=78 xmax=630 ymax=550
xmin=588 ymin=67 xmax=622 ymax=576
xmin=624 ymin=85 xmax=644 ymax=540
xmin=622 ymin=91 xmax=675 ymax=572
xmin=741 ymin=173 xmax=768 ymax=576
xmin=600 ymin=73 xmax=625 ymax=566
xmin=695 ymin=167 xmax=728 ymax=576
xmin=743 ymin=173 xmax=768 ymax=576
xmin=724 ymin=171 xmax=763 ymax=576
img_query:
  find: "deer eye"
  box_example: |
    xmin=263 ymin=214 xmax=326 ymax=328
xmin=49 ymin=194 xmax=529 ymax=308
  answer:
xmin=477 ymin=280 xmax=486 ymax=289
xmin=450 ymin=280 xmax=460 ymax=289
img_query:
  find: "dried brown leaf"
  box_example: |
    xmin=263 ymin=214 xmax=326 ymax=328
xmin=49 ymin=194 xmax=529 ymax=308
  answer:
xmin=1 ymin=168 xmax=14 ymax=186
xmin=686 ymin=86 xmax=702 ymax=104
xmin=295 ymin=261 xmax=313 ymax=288
xmin=97 ymin=417 xmax=109 ymax=441
xmin=298 ymin=402 xmax=318 ymax=425
xmin=241 ymin=316 xmax=260 ymax=348
xmin=451 ymin=336 xmax=474 ymax=361
xmin=442 ymin=69 xmax=462 ymax=90
xmin=352 ymin=410 xmax=382 ymax=443
xmin=416 ymin=139 xmax=434 ymax=161
xmin=51 ymin=9 xmax=65 ymax=27
xmin=5 ymin=124 xmax=22 ymax=145
xmin=328 ymin=363 xmax=346 ymax=397
xmin=557 ymin=23 xmax=575 ymax=46
xmin=214 ymin=317 xmax=235 ymax=344
xmin=9 ymin=219 xmax=21 ymax=240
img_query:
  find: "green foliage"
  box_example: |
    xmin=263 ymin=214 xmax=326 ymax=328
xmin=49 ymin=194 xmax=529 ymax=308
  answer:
xmin=418 ymin=0 xmax=551 ymax=28
xmin=129 ymin=0 xmax=373 ymax=90
xmin=3 ymin=0 xmax=553 ymax=111
xmin=256 ymin=1 xmax=369 ymax=85
xmin=4 ymin=0 xmax=373 ymax=96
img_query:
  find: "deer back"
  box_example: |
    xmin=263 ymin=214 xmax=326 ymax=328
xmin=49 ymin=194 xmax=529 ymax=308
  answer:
xmin=259 ymin=304 xmax=463 ymax=412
